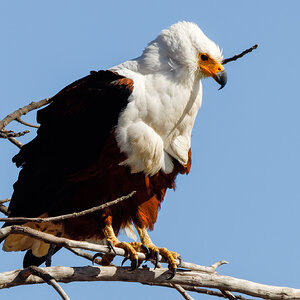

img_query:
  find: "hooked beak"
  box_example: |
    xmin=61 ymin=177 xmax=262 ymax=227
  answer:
xmin=213 ymin=69 xmax=227 ymax=90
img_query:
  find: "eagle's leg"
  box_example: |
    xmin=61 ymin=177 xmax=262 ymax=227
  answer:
xmin=135 ymin=225 xmax=180 ymax=279
xmin=100 ymin=216 xmax=142 ymax=269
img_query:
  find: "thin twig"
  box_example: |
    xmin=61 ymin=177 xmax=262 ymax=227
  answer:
xmin=7 ymin=137 xmax=23 ymax=148
xmin=0 ymin=205 xmax=8 ymax=216
xmin=221 ymin=290 xmax=237 ymax=299
xmin=145 ymin=282 xmax=253 ymax=299
xmin=171 ymin=283 xmax=195 ymax=300
xmin=19 ymin=266 xmax=70 ymax=300
xmin=66 ymin=247 xmax=103 ymax=266
xmin=0 ymin=98 xmax=50 ymax=131
xmin=0 ymin=191 xmax=136 ymax=223
xmin=0 ymin=199 xmax=10 ymax=205
xmin=16 ymin=117 xmax=40 ymax=128
xmin=223 ymin=44 xmax=258 ymax=65
xmin=0 ymin=129 xmax=30 ymax=138
xmin=149 ymin=283 xmax=253 ymax=300
xmin=156 ymin=253 xmax=195 ymax=300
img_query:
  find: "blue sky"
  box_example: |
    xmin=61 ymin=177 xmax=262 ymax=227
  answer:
xmin=1 ymin=1 xmax=300 ymax=299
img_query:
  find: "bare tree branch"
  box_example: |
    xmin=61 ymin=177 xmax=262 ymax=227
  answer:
xmin=1 ymin=226 xmax=300 ymax=299
xmin=0 ymin=265 xmax=299 ymax=299
xmin=7 ymin=137 xmax=23 ymax=148
xmin=223 ymin=44 xmax=258 ymax=65
xmin=66 ymin=247 xmax=103 ymax=266
xmin=19 ymin=266 xmax=70 ymax=300
xmin=0 ymin=205 xmax=8 ymax=216
xmin=0 ymin=98 xmax=50 ymax=131
xmin=145 ymin=283 xmax=253 ymax=300
xmin=68 ymin=248 xmax=250 ymax=300
xmin=0 ymin=225 xmax=211 ymax=272
xmin=15 ymin=117 xmax=40 ymax=128
xmin=0 ymin=191 xmax=136 ymax=223
xmin=0 ymin=129 xmax=30 ymax=138
xmin=0 ymin=199 xmax=11 ymax=205
xmin=171 ymin=283 xmax=195 ymax=300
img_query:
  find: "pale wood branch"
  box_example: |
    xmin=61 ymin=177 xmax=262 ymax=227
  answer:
xmin=0 ymin=129 xmax=30 ymax=138
xmin=7 ymin=137 xmax=23 ymax=148
xmin=15 ymin=117 xmax=40 ymax=128
xmin=0 ymin=265 xmax=299 ymax=299
xmin=0 ymin=225 xmax=222 ymax=273
xmin=63 ymin=248 xmax=251 ymax=300
xmin=0 ymin=199 xmax=11 ymax=205
xmin=171 ymin=283 xmax=195 ymax=300
xmin=0 ymin=205 xmax=8 ymax=216
xmin=0 ymin=191 xmax=136 ymax=223
xmin=1 ymin=226 xmax=299 ymax=299
xmin=66 ymin=247 xmax=103 ymax=266
xmin=145 ymin=283 xmax=253 ymax=300
xmin=0 ymin=98 xmax=50 ymax=131
xmin=19 ymin=266 xmax=70 ymax=300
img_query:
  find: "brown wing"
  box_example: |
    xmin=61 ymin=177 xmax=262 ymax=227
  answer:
xmin=5 ymin=70 xmax=133 ymax=221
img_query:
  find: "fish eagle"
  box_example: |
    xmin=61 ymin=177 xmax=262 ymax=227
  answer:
xmin=2 ymin=21 xmax=227 ymax=276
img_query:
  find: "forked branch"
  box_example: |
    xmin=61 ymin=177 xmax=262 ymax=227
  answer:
xmin=19 ymin=266 xmax=70 ymax=300
xmin=0 ymin=98 xmax=50 ymax=131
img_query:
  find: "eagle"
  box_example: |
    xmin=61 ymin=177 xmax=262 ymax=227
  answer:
xmin=1 ymin=21 xmax=226 ymax=276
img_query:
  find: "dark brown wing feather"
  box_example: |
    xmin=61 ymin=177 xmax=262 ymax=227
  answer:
xmin=5 ymin=70 xmax=133 ymax=221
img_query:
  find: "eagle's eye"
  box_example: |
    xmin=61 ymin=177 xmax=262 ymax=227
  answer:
xmin=200 ymin=54 xmax=208 ymax=61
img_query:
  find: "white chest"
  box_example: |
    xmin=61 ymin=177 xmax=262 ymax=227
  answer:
xmin=113 ymin=68 xmax=202 ymax=175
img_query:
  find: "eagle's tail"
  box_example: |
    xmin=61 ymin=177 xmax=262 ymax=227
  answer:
xmin=23 ymin=246 xmax=62 ymax=268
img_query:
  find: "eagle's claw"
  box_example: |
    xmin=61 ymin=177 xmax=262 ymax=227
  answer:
xmin=92 ymin=252 xmax=103 ymax=265
xmin=107 ymin=241 xmax=117 ymax=255
xmin=129 ymin=258 xmax=138 ymax=271
xmin=154 ymin=251 xmax=159 ymax=269
xmin=140 ymin=244 xmax=150 ymax=261
xmin=166 ymin=268 xmax=176 ymax=280
xmin=121 ymin=249 xmax=129 ymax=266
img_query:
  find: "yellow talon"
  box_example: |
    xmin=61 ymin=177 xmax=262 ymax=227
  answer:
xmin=134 ymin=225 xmax=180 ymax=276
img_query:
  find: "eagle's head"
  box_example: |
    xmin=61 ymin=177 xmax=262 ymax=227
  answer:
xmin=140 ymin=21 xmax=227 ymax=89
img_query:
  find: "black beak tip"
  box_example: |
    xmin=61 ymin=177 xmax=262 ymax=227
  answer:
xmin=214 ymin=70 xmax=227 ymax=90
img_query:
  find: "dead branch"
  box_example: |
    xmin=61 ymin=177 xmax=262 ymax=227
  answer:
xmin=68 ymin=248 xmax=246 ymax=299
xmin=1 ymin=226 xmax=300 ymax=299
xmin=223 ymin=44 xmax=258 ymax=65
xmin=0 ymin=98 xmax=50 ymax=131
xmin=171 ymin=283 xmax=195 ymax=300
xmin=0 ymin=191 xmax=136 ymax=223
xmin=145 ymin=283 xmax=253 ymax=300
xmin=0 ymin=225 xmax=224 ymax=273
xmin=0 ymin=129 xmax=30 ymax=138
xmin=19 ymin=266 xmax=70 ymax=300
xmin=0 ymin=199 xmax=10 ymax=205
xmin=7 ymin=137 xmax=23 ymax=148
xmin=0 ymin=205 xmax=8 ymax=216
xmin=66 ymin=247 xmax=104 ymax=266
xmin=0 ymin=265 xmax=299 ymax=299
xmin=15 ymin=117 xmax=40 ymax=128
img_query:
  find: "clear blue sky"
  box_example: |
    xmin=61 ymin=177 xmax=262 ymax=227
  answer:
xmin=1 ymin=1 xmax=300 ymax=299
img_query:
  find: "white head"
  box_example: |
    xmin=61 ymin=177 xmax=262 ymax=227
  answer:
xmin=139 ymin=21 xmax=227 ymax=88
